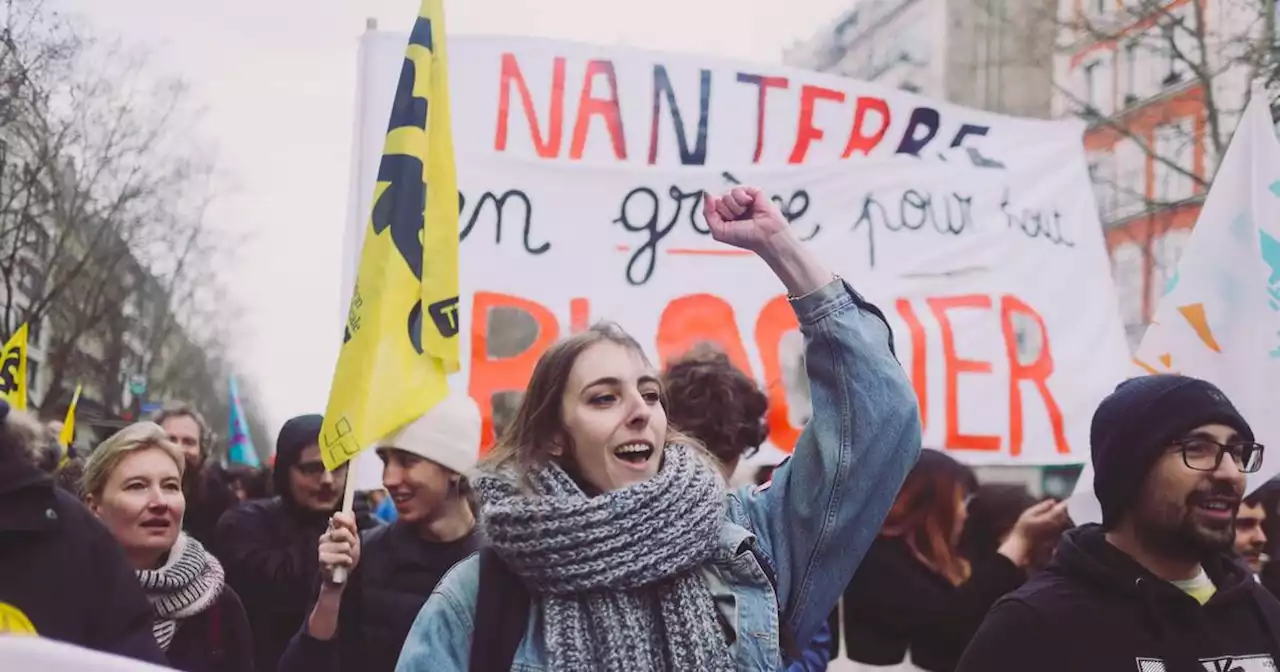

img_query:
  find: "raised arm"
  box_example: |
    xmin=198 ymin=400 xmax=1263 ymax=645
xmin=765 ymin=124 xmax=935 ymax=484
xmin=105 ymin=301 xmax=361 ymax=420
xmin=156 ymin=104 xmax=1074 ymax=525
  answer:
xmin=705 ymin=187 xmax=922 ymax=649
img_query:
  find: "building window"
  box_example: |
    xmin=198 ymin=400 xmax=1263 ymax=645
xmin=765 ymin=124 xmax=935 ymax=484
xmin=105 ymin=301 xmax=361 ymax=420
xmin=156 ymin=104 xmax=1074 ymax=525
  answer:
xmin=1275 ymin=2 xmax=1280 ymax=46
xmin=1162 ymin=49 xmax=1183 ymax=86
xmin=26 ymin=359 xmax=39 ymax=407
xmin=1089 ymin=151 xmax=1118 ymax=220
xmin=28 ymin=224 xmax=49 ymax=260
xmin=1153 ymin=119 xmax=1197 ymax=204
xmin=17 ymin=260 xmax=44 ymax=299
xmin=1112 ymin=137 xmax=1147 ymax=219
xmin=1110 ymin=241 xmax=1146 ymax=330
xmin=1159 ymin=4 xmax=1196 ymax=87
xmin=1083 ymin=62 xmax=1100 ymax=110
xmin=1080 ymin=52 xmax=1114 ymax=116
xmin=1121 ymin=41 xmax=1139 ymax=106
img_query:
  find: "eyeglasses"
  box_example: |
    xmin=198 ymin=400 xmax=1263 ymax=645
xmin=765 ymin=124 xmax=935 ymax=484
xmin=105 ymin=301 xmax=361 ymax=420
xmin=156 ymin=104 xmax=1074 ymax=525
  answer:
xmin=294 ymin=460 xmax=347 ymax=478
xmin=1170 ymin=438 xmax=1265 ymax=474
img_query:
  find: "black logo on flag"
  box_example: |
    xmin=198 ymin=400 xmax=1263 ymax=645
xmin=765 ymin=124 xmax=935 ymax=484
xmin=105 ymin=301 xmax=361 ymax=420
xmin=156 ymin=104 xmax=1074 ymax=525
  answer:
xmin=428 ymin=297 xmax=460 ymax=338
xmin=0 ymin=349 xmax=20 ymax=396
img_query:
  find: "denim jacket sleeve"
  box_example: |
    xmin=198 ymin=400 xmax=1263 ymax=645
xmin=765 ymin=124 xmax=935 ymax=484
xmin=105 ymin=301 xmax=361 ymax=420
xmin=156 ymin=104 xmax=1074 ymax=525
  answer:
xmin=728 ymin=278 xmax=921 ymax=649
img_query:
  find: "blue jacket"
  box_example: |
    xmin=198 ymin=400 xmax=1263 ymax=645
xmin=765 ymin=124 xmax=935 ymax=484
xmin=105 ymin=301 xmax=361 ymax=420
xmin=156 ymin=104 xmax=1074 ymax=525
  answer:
xmin=395 ymin=279 xmax=921 ymax=671
xmin=788 ymin=621 xmax=833 ymax=672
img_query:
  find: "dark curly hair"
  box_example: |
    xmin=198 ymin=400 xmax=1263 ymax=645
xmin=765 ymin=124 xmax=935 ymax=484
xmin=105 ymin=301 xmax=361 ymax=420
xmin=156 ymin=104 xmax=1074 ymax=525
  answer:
xmin=662 ymin=343 xmax=768 ymax=470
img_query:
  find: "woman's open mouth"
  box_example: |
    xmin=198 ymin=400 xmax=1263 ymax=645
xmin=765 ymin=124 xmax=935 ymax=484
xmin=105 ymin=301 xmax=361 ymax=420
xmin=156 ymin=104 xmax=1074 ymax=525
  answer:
xmin=612 ymin=442 xmax=655 ymax=469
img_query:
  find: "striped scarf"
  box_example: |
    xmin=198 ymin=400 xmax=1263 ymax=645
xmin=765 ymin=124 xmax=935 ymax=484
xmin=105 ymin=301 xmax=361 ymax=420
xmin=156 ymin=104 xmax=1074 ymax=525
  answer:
xmin=136 ymin=532 xmax=225 ymax=651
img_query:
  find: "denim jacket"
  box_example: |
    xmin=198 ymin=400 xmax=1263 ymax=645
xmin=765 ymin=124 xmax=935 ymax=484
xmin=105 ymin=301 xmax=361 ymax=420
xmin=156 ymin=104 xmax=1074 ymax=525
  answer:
xmin=395 ymin=279 xmax=922 ymax=671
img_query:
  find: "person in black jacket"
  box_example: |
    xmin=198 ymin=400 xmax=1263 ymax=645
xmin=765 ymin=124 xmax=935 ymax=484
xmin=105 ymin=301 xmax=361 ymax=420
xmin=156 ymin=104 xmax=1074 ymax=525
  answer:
xmin=0 ymin=400 xmax=166 ymax=665
xmin=842 ymin=449 xmax=1067 ymax=672
xmin=154 ymin=402 xmax=239 ymax=550
xmin=215 ymin=413 xmax=377 ymax=672
xmin=959 ymin=374 xmax=1280 ymax=672
xmin=278 ymin=394 xmax=484 ymax=672
xmin=82 ymin=421 xmax=254 ymax=672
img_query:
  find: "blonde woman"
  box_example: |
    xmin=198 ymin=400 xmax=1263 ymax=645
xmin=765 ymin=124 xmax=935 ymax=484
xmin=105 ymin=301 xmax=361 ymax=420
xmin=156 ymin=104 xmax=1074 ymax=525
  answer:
xmin=83 ymin=423 xmax=254 ymax=672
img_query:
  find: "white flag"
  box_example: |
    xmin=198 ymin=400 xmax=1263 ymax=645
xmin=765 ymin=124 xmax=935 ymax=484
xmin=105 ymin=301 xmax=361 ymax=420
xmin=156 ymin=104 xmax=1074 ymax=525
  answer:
xmin=1068 ymin=93 xmax=1280 ymax=525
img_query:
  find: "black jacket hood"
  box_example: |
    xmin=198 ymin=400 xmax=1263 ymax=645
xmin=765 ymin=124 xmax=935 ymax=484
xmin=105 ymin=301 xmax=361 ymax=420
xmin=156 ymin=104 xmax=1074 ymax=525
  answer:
xmin=1053 ymin=524 xmax=1256 ymax=600
xmin=272 ymin=414 xmax=323 ymax=509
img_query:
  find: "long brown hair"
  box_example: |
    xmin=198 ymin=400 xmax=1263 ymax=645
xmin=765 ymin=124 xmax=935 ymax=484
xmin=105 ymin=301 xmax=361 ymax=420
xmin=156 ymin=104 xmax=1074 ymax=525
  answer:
xmin=479 ymin=322 xmax=706 ymax=491
xmin=881 ymin=449 xmax=977 ymax=585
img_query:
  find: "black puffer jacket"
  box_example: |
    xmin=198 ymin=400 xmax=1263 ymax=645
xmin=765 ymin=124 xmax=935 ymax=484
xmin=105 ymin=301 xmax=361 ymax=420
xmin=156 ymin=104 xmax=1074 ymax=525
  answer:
xmin=0 ymin=457 xmax=165 ymax=665
xmin=278 ymin=522 xmax=481 ymax=672
xmin=958 ymin=524 xmax=1280 ymax=672
xmin=215 ymin=496 xmax=332 ymax=672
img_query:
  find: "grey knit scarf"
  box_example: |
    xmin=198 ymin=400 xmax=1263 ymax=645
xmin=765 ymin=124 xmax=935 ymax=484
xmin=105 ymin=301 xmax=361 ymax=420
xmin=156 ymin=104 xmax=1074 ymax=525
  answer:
xmin=475 ymin=443 xmax=734 ymax=672
xmin=136 ymin=532 xmax=225 ymax=651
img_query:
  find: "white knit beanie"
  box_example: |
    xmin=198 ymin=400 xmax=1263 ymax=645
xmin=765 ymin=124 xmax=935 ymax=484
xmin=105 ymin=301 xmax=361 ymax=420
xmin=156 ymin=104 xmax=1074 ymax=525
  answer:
xmin=375 ymin=393 xmax=482 ymax=475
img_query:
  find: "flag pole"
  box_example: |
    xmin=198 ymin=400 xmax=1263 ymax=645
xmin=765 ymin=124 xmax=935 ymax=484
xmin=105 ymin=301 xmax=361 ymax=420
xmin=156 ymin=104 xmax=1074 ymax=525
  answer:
xmin=331 ymin=460 xmax=360 ymax=585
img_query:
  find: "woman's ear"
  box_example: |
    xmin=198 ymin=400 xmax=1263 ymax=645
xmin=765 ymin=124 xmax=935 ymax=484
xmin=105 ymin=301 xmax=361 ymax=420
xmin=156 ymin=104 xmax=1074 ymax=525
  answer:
xmin=83 ymin=493 xmax=99 ymax=516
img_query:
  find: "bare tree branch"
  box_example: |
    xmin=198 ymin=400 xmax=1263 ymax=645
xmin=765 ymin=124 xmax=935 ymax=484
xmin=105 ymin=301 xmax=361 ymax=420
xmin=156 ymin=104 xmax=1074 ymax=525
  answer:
xmin=0 ymin=0 xmax=270 ymax=445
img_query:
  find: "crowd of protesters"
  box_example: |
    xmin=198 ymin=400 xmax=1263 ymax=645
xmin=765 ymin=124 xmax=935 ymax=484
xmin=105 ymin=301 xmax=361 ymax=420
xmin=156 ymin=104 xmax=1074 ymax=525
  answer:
xmin=2 ymin=187 xmax=1280 ymax=671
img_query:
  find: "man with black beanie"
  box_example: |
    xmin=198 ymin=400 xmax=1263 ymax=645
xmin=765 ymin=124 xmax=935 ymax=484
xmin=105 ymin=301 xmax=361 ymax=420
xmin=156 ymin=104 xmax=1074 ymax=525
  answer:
xmin=959 ymin=374 xmax=1280 ymax=672
xmin=214 ymin=414 xmax=378 ymax=672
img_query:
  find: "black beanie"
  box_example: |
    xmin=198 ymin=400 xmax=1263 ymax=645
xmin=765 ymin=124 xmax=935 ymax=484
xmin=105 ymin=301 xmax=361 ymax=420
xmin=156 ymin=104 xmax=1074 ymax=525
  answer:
xmin=1092 ymin=374 xmax=1253 ymax=527
xmin=272 ymin=414 xmax=323 ymax=503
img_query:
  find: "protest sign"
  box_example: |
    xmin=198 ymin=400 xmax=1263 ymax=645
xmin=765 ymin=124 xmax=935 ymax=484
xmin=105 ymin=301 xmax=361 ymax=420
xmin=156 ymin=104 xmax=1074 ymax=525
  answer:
xmin=0 ymin=636 xmax=171 ymax=672
xmin=1069 ymin=93 xmax=1280 ymax=525
xmin=343 ymin=33 xmax=1129 ymax=483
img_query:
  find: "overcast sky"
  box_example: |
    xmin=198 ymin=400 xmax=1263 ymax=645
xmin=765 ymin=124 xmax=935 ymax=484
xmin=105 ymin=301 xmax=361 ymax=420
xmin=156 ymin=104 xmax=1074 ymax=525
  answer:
xmin=62 ymin=0 xmax=853 ymax=439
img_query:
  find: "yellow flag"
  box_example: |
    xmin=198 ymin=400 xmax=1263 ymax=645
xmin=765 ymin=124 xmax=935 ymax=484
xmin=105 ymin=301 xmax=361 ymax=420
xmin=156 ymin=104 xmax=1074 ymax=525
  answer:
xmin=319 ymin=0 xmax=458 ymax=471
xmin=58 ymin=383 xmax=81 ymax=456
xmin=0 ymin=324 xmax=29 ymax=411
xmin=418 ymin=0 xmax=460 ymax=373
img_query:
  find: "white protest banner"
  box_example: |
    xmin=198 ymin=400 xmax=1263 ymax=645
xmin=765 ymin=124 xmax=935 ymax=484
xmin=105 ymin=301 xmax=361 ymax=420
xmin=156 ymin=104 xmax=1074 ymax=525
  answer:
xmin=342 ymin=32 xmax=1130 ymax=484
xmin=1068 ymin=93 xmax=1280 ymax=525
xmin=0 ymin=637 xmax=172 ymax=672
xmin=344 ymin=33 xmax=1091 ymax=315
